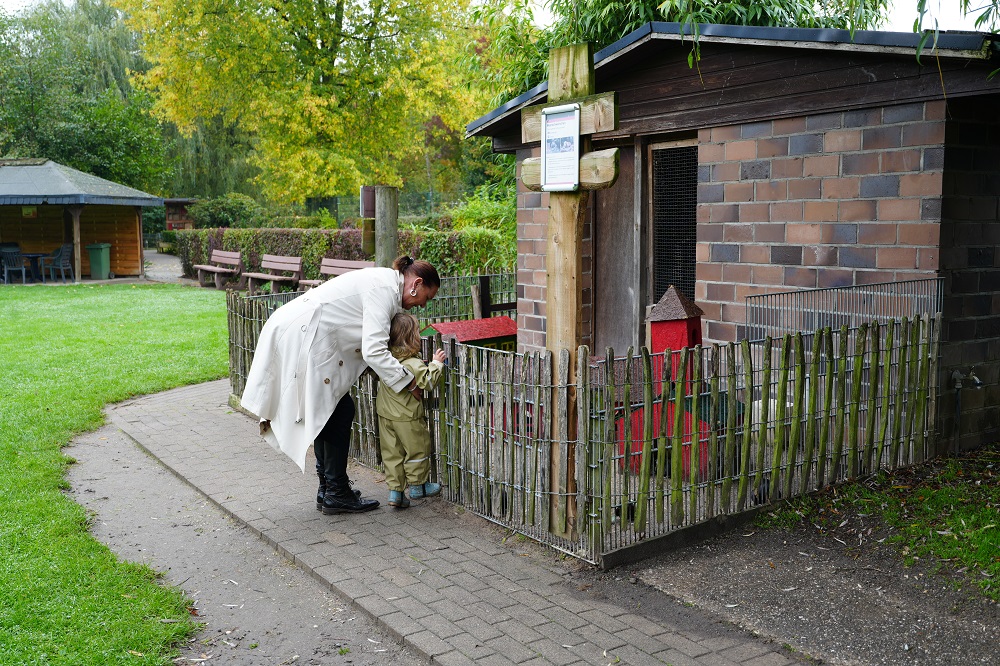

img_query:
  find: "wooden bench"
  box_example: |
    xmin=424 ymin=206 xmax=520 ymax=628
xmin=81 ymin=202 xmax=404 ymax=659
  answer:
xmin=299 ymin=258 xmax=375 ymax=289
xmin=192 ymin=249 xmax=243 ymax=289
xmin=243 ymin=254 xmax=303 ymax=295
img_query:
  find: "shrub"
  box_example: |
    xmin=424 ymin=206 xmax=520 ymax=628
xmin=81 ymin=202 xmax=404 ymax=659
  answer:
xmin=188 ymin=193 xmax=263 ymax=228
xmin=447 ymin=184 xmax=515 ymax=243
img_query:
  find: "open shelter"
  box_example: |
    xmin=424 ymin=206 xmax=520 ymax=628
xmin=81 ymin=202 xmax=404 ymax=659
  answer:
xmin=0 ymin=158 xmax=163 ymax=281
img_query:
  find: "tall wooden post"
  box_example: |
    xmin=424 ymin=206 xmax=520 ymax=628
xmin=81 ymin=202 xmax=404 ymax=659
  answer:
xmin=67 ymin=204 xmax=83 ymax=283
xmin=519 ymin=44 xmax=619 ymax=538
xmin=374 ymin=185 xmax=398 ymax=267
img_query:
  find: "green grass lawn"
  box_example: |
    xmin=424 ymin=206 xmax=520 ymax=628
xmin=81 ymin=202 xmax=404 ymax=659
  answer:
xmin=0 ymin=284 xmax=229 ymax=665
xmin=758 ymin=444 xmax=1000 ymax=601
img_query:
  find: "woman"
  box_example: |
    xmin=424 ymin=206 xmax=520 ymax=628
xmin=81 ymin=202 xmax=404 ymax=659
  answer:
xmin=241 ymin=255 xmax=440 ymax=514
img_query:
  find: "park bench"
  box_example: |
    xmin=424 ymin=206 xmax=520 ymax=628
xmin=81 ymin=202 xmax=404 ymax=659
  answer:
xmin=299 ymin=257 xmax=375 ymax=290
xmin=243 ymin=254 xmax=303 ymax=295
xmin=192 ymin=249 xmax=243 ymax=289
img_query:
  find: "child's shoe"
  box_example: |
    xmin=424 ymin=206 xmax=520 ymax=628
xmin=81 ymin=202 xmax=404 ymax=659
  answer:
xmin=408 ymin=482 xmax=442 ymax=499
xmin=388 ymin=490 xmax=410 ymax=508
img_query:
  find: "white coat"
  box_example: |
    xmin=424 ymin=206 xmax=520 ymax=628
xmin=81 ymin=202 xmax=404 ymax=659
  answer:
xmin=240 ymin=267 xmax=414 ymax=471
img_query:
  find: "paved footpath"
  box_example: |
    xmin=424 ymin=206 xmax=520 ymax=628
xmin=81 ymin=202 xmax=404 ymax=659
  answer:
xmin=109 ymin=380 xmax=802 ymax=666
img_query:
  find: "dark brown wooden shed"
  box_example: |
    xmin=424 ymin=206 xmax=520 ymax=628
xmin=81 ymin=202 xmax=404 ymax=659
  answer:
xmin=468 ymin=23 xmax=1000 ymax=449
xmin=0 ymin=159 xmax=163 ymax=281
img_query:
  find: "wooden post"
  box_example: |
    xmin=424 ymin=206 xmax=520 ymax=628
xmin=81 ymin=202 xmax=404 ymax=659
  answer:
xmin=519 ymin=43 xmax=619 ymax=539
xmin=374 ymin=186 xmax=398 ymax=267
xmin=67 ymin=204 xmax=83 ymax=283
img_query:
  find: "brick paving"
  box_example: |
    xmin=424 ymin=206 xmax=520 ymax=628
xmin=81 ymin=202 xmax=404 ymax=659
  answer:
xmin=109 ymin=380 xmax=799 ymax=665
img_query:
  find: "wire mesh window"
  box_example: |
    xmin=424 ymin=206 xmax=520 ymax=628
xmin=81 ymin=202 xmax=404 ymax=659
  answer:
xmin=651 ymin=145 xmax=698 ymax=303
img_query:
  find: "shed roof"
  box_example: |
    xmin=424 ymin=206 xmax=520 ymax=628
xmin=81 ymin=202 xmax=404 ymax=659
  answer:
xmin=467 ymin=22 xmax=999 ymax=138
xmin=0 ymin=159 xmax=163 ymax=207
xmin=430 ymin=316 xmax=517 ymax=342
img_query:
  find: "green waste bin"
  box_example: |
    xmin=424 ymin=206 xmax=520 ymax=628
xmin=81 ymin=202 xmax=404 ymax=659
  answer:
xmin=85 ymin=243 xmax=111 ymax=280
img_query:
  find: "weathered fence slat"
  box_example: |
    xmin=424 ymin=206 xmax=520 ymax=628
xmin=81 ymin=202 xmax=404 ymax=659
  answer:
xmin=670 ymin=347 xmax=688 ymax=526
xmin=863 ymin=322 xmax=881 ymax=474
xmin=754 ymin=337 xmax=773 ymax=504
xmin=771 ymin=336 xmax=791 ymax=503
xmin=634 ymin=348 xmax=654 ymax=532
xmin=830 ymin=326 xmax=849 ymax=485
xmin=602 ymin=347 xmax=615 ymax=535
xmin=689 ymin=345 xmax=702 ymax=520
xmin=722 ymin=343 xmax=738 ymax=513
xmin=708 ymin=344 xmax=721 ymax=518
xmin=576 ymin=346 xmax=589 ymax=542
xmin=737 ymin=340 xmax=754 ymax=510
xmin=785 ymin=333 xmax=805 ymax=500
xmin=655 ymin=350 xmax=671 ymax=524
xmin=801 ymin=328 xmax=821 ymax=495
xmin=817 ymin=328 xmax=834 ymax=486
xmin=890 ymin=318 xmax=910 ymax=469
xmin=847 ymin=323 xmax=868 ymax=479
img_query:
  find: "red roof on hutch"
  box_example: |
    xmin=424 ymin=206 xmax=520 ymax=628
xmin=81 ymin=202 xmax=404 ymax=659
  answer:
xmin=429 ymin=316 xmax=517 ymax=343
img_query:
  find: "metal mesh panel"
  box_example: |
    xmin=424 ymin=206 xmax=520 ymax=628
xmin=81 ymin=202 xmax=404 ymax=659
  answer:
xmin=652 ymin=145 xmax=698 ymax=302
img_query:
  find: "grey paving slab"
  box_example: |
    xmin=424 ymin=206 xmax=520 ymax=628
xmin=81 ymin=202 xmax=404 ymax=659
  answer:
xmin=108 ymin=380 xmax=806 ymax=666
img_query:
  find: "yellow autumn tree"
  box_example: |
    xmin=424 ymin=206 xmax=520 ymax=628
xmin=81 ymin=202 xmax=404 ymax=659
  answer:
xmin=117 ymin=0 xmax=484 ymax=202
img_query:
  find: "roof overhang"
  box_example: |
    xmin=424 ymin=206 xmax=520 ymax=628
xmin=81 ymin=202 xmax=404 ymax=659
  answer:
xmin=0 ymin=195 xmax=164 ymax=207
xmin=466 ymin=22 xmax=999 ymax=138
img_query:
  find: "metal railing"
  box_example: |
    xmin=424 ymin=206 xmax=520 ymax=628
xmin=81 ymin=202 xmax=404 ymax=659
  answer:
xmin=745 ymin=278 xmax=943 ymax=341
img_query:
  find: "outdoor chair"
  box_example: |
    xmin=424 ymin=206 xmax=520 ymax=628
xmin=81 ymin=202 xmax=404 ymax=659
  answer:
xmin=41 ymin=244 xmax=74 ymax=283
xmin=1 ymin=247 xmax=28 ymax=285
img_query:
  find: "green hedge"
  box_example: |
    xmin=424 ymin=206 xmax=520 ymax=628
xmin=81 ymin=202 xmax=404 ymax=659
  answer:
xmin=176 ymin=226 xmax=515 ymax=279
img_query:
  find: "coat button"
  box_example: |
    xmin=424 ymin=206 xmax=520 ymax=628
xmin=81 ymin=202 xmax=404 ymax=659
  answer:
xmin=324 ymin=378 xmax=330 ymax=384
xmin=355 ymin=348 xmax=361 ymax=353
xmin=338 ymin=360 xmax=344 ymax=366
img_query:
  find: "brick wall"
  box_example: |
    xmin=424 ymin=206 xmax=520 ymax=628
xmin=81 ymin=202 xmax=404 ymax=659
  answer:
xmin=514 ymin=147 xmax=594 ymax=354
xmin=697 ymin=101 xmax=946 ymax=345
xmin=938 ymin=97 xmax=1000 ymax=450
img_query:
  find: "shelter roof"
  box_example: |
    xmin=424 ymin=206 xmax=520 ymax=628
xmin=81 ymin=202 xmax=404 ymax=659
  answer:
xmin=466 ymin=22 xmax=998 ymax=138
xmin=0 ymin=159 xmax=163 ymax=207
xmin=647 ymin=286 xmax=704 ymax=322
xmin=430 ymin=316 xmax=517 ymax=342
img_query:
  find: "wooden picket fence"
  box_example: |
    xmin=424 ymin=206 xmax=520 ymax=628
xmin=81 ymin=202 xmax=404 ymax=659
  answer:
xmin=227 ymin=291 xmax=941 ymax=566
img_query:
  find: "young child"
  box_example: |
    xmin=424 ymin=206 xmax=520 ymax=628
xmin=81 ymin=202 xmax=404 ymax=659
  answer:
xmin=376 ymin=312 xmax=447 ymax=508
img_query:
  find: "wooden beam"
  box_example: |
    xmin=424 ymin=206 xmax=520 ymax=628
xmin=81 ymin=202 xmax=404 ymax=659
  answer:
xmin=520 ymin=92 xmax=618 ymax=144
xmin=520 ymin=148 xmax=620 ymax=191
xmin=548 ymin=43 xmax=594 ymax=100
xmin=68 ymin=205 xmax=83 ymax=283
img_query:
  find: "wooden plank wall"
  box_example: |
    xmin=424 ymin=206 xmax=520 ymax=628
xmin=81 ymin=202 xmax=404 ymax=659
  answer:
xmin=0 ymin=204 xmax=142 ymax=277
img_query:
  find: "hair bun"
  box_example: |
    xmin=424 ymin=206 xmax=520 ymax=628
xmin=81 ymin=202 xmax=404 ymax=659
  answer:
xmin=394 ymin=255 xmax=414 ymax=271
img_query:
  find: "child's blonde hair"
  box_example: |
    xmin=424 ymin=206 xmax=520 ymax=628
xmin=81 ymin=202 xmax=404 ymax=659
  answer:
xmin=388 ymin=312 xmax=422 ymax=360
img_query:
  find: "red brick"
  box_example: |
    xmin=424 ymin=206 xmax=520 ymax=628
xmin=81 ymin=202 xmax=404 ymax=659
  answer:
xmin=725 ymin=182 xmax=754 ymax=202
xmin=840 ymin=199 xmax=877 ymax=222
xmin=878 ymin=198 xmax=922 ymax=221
xmin=697 ymin=244 xmax=711 ymax=262
xmin=755 ymin=224 xmax=786 ymax=242
xmin=803 ymin=246 xmax=838 ymax=266
xmin=712 ymin=125 xmax=742 ymax=142
xmin=713 ymin=161 xmax=740 ymax=181
xmin=824 ymin=129 xmax=862 ymax=152
xmin=523 ymin=285 xmax=543 ymax=301
xmin=881 ymin=149 xmax=922 ymax=173
xmin=698 ymin=128 xmax=713 ymax=142
xmin=721 ymin=301 xmax=747 ymax=323
xmin=898 ymin=222 xmax=940 ymax=245
xmin=700 ymin=262 xmax=723 ymax=281
xmin=711 ymin=203 xmax=740 ymax=223
xmin=858 ymin=223 xmax=898 ymax=244
xmin=855 ymin=270 xmax=896 ymax=284
xmin=726 ymin=140 xmax=757 ymax=161
xmin=753 ymin=264 xmax=784 ymax=284
xmin=756 ymin=181 xmax=787 ymax=201
xmin=739 ymin=202 xmax=771 ymax=222
xmin=705 ymin=321 xmax=737 ymax=344
xmin=842 ymin=152 xmax=879 ymax=175
xmin=523 ymin=253 xmax=545 ymax=269
xmin=697 ymin=300 xmax=722 ymax=321
xmin=817 ymin=268 xmax=854 ymax=288
xmin=822 ymin=177 xmax=860 ymax=199
xmin=695 ymin=282 xmax=708 ymax=300
xmin=741 ymin=244 xmax=770 ymax=263
xmin=773 ymin=117 xmax=807 ymax=134
xmin=757 ymin=138 xmax=789 ymax=158
xmin=724 ymin=223 xmax=753 ymax=242
xmin=877 ymin=247 xmax=917 ymax=269
xmin=533 ymin=208 xmax=549 ymax=223
xmin=863 ymin=126 xmax=902 ymax=150
xmin=699 ymin=142 xmax=725 ymax=163
xmin=697 ymin=223 xmax=724 ymax=242
xmin=707 ymin=283 xmax=735 ymax=301
xmin=902 ymin=121 xmax=945 ymax=147
xmin=723 ymin=263 xmax=752 ymax=283
xmin=804 ymin=155 xmax=839 ymax=177
xmin=771 ymin=157 xmax=804 ymax=179
xmin=804 ymin=201 xmax=838 ymax=222
xmin=917 ymin=248 xmax=939 ymax=270
xmin=786 ymin=223 xmax=822 ymax=243
xmin=924 ymin=100 xmax=946 ymax=120
xmin=770 ymin=202 xmax=803 ymax=222
xmin=784 ymin=266 xmax=818 ymax=287
xmin=788 ymin=178 xmax=822 ymax=199
xmin=900 ymin=172 xmax=943 ymax=197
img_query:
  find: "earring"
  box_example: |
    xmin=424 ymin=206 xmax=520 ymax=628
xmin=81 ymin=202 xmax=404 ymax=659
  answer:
xmin=409 ymin=288 xmax=417 ymax=297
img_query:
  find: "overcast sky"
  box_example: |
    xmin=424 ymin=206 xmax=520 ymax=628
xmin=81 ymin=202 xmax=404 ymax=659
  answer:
xmin=0 ymin=0 xmax=984 ymax=35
